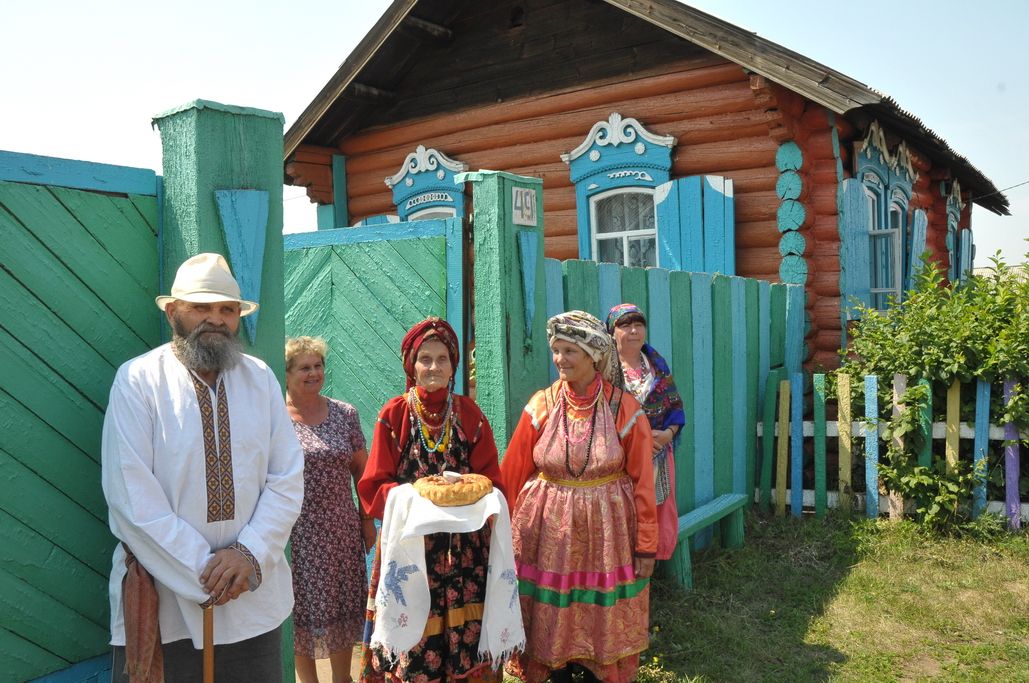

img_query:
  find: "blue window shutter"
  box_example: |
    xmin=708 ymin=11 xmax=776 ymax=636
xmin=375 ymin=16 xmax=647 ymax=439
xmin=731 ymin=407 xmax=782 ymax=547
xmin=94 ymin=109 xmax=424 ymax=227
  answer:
xmin=654 ymin=175 xmax=735 ymax=274
xmin=655 ymin=177 xmax=694 ymax=270
xmin=839 ymin=178 xmax=872 ymax=316
xmin=958 ymin=228 xmax=973 ymax=283
xmin=703 ymin=175 xmax=735 ymax=274
xmin=905 ymin=208 xmax=928 ymax=291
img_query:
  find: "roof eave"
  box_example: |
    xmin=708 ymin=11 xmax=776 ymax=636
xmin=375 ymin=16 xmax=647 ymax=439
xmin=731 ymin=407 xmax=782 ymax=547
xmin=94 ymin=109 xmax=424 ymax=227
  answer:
xmin=285 ymin=0 xmax=1008 ymax=215
xmin=283 ymin=0 xmax=418 ymax=160
xmin=603 ymin=0 xmax=1008 ymax=216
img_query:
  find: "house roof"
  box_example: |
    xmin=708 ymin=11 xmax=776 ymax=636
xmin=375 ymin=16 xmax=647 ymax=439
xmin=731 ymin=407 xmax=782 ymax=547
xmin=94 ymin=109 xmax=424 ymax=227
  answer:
xmin=284 ymin=0 xmax=1009 ymax=216
xmin=973 ymin=264 xmax=1027 ymax=281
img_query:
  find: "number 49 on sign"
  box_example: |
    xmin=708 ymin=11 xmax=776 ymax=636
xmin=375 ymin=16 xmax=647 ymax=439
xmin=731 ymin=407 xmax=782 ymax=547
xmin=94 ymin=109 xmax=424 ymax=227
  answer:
xmin=512 ymin=187 xmax=538 ymax=227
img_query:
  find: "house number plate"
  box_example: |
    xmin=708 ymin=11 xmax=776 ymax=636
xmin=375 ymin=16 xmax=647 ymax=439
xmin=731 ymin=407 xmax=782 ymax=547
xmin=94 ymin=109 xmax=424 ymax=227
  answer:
xmin=512 ymin=187 xmax=538 ymax=227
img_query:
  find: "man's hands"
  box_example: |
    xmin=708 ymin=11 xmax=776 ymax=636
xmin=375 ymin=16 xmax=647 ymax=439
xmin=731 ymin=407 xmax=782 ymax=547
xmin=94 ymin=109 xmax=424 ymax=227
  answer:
xmin=200 ymin=548 xmax=252 ymax=606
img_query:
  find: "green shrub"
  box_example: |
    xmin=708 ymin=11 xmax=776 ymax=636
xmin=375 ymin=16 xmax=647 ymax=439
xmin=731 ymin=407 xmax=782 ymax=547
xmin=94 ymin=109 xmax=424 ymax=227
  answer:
xmin=839 ymin=251 xmax=1028 ymax=531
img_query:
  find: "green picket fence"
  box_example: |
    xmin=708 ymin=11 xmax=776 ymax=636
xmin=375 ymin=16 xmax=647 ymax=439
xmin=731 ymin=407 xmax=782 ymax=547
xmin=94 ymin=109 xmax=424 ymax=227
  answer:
xmin=758 ymin=372 xmax=1027 ymax=530
xmin=544 ymin=259 xmax=806 ymax=524
xmin=464 ymin=171 xmax=809 ymax=588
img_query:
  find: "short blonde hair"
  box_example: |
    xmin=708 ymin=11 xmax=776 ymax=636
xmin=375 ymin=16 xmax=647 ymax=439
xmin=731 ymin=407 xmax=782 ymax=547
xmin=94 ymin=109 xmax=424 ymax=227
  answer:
xmin=285 ymin=336 xmax=328 ymax=370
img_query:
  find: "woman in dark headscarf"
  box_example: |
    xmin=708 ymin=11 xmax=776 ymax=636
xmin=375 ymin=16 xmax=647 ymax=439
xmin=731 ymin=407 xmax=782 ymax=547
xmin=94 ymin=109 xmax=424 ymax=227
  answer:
xmin=358 ymin=317 xmax=506 ymax=683
xmin=501 ymin=311 xmax=656 ymax=683
xmin=607 ymin=303 xmax=685 ymax=561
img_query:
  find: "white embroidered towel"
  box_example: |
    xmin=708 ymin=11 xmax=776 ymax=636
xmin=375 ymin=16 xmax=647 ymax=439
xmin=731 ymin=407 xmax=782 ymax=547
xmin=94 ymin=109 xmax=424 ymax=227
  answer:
xmin=370 ymin=484 xmax=524 ymax=667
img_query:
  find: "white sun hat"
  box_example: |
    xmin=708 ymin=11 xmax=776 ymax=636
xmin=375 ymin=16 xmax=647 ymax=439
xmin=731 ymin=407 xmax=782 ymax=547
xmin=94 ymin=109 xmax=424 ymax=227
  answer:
xmin=155 ymin=253 xmax=259 ymax=316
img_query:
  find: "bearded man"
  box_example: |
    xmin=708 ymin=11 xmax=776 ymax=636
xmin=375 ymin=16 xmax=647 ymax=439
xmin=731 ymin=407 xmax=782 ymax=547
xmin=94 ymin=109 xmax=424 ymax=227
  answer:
xmin=102 ymin=252 xmax=304 ymax=682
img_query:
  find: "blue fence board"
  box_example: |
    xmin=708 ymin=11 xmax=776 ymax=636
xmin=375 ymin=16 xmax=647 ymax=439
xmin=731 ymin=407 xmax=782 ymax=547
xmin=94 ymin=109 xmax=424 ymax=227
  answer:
xmin=865 ymin=375 xmax=879 ymax=519
xmin=598 ymin=262 xmax=622 ymax=319
xmin=731 ymin=277 xmax=748 ymax=495
xmin=690 ymin=273 xmax=715 ymax=546
xmin=790 ymin=372 xmax=804 ymax=516
xmin=646 ymin=268 xmax=672 ymax=368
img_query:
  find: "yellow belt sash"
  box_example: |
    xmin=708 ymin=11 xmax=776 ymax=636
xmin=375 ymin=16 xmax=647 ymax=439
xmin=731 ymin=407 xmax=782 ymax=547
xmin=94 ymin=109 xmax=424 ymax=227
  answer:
xmin=537 ymin=471 xmax=626 ymax=488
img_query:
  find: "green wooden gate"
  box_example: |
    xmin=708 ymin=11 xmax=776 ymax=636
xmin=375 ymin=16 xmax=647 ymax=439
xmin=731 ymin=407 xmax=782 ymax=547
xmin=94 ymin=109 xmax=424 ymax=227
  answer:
xmin=283 ymin=218 xmax=465 ymax=442
xmin=0 ymin=151 xmax=160 ymax=681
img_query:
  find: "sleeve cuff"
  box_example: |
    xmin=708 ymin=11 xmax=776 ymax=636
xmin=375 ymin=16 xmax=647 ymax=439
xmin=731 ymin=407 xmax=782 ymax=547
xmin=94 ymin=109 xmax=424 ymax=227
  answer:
xmin=230 ymin=541 xmax=262 ymax=591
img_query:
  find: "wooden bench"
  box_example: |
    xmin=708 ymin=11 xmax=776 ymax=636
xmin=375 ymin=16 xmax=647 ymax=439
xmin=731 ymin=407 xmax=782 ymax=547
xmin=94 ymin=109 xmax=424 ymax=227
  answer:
xmin=665 ymin=493 xmax=749 ymax=590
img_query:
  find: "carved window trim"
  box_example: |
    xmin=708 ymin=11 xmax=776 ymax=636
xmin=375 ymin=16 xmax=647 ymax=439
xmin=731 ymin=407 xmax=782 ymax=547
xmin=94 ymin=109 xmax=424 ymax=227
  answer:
xmin=562 ymin=112 xmax=675 ymax=260
xmin=384 ymin=145 xmax=468 ymax=222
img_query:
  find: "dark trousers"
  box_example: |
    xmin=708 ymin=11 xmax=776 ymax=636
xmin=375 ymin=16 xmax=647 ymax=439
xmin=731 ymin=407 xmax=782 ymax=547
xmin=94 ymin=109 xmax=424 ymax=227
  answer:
xmin=112 ymin=625 xmax=282 ymax=683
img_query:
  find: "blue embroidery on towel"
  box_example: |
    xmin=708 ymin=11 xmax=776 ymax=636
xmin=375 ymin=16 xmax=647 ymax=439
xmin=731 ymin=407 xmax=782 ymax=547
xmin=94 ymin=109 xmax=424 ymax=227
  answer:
xmin=384 ymin=559 xmax=419 ymax=607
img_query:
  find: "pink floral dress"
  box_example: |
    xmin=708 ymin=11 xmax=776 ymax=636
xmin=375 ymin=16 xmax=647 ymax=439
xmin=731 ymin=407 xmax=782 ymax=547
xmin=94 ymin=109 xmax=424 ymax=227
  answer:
xmin=290 ymin=398 xmax=367 ymax=658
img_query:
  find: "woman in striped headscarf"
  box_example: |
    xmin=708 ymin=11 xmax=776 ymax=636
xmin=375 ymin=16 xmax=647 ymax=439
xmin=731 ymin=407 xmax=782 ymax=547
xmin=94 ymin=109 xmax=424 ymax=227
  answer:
xmin=501 ymin=311 xmax=656 ymax=683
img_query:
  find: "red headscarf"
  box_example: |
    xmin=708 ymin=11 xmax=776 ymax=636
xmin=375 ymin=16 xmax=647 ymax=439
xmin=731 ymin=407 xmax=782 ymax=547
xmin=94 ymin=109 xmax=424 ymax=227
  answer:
xmin=401 ymin=317 xmax=460 ymax=390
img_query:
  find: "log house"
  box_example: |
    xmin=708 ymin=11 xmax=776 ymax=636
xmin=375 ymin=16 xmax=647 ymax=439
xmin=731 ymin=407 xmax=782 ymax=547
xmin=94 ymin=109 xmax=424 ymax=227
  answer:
xmin=284 ymin=0 xmax=1008 ymax=370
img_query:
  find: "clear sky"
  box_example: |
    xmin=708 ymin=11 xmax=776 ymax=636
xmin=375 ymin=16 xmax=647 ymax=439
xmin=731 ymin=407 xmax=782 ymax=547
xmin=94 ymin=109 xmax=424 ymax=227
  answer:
xmin=3 ymin=0 xmax=1026 ymax=265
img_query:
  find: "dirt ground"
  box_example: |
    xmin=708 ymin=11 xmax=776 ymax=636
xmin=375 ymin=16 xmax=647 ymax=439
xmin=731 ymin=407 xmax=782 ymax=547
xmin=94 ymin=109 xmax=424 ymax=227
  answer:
xmin=295 ymin=645 xmax=363 ymax=683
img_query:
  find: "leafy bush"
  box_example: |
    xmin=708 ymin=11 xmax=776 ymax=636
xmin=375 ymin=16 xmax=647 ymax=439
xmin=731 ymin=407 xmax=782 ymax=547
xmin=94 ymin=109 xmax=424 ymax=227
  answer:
xmin=876 ymin=382 xmax=985 ymax=530
xmin=839 ymin=251 xmax=1028 ymax=530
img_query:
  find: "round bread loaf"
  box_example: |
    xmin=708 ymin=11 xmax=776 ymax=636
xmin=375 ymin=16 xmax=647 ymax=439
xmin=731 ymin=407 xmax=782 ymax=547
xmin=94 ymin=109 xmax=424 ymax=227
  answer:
xmin=413 ymin=471 xmax=493 ymax=507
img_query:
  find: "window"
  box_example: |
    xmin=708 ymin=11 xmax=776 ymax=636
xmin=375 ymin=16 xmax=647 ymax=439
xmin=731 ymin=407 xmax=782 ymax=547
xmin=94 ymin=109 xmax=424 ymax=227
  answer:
xmin=561 ymin=112 xmax=674 ymax=261
xmin=944 ymin=181 xmax=964 ymax=283
xmin=408 ymin=206 xmax=456 ymax=221
xmin=590 ymin=189 xmax=657 ymax=267
xmin=385 ymin=145 xmax=467 ymax=222
xmin=855 ymin=122 xmax=913 ymax=310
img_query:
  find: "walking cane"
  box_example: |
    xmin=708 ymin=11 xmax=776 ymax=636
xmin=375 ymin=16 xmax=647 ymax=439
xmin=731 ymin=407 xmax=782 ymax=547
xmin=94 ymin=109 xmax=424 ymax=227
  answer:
xmin=203 ymin=604 xmax=214 ymax=683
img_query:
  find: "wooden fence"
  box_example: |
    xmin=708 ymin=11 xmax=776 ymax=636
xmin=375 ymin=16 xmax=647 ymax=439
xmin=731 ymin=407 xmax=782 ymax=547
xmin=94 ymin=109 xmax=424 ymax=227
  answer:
xmin=463 ymin=172 xmax=806 ymax=550
xmin=759 ymin=372 xmax=1027 ymax=529
xmin=0 ymin=150 xmax=161 ymax=682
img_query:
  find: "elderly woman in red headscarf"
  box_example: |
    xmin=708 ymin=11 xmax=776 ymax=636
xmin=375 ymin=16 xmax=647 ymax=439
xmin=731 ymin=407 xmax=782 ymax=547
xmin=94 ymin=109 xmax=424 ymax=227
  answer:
xmin=358 ymin=317 xmax=505 ymax=683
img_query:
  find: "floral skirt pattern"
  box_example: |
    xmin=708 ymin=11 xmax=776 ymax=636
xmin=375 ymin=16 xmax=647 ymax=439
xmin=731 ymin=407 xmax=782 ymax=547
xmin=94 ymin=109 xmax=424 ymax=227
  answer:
xmin=508 ymin=477 xmax=650 ymax=683
xmin=360 ymin=527 xmax=502 ymax=683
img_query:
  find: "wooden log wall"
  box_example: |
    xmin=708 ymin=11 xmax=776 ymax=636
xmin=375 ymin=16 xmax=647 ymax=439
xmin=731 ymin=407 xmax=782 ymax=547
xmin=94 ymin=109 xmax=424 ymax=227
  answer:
xmin=745 ymin=77 xmax=851 ymax=371
xmin=292 ymin=56 xmax=785 ymax=265
xmin=287 ymin=59 xmax=977 ymax=372
xmin=749 ymin=79 xmax=975 ymax=370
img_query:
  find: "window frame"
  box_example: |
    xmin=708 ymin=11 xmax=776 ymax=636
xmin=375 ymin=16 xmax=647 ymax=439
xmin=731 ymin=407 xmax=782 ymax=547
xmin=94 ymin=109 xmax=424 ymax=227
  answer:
xmin=560 ymin=112 xmax=675 ymax=261
xmin=588 ymin=186 xmax=658 ymax=268
xmin=852 ymin=126 xmax=917 ymax=310
xmin=407 ymin=206 xmax=457 ymax=222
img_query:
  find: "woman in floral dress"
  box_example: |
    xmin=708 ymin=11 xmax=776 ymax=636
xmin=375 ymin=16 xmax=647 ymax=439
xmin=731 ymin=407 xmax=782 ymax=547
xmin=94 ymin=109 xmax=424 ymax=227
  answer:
xmin=357 ymin=317 xmax=505 ymax=683
xmin=607 ymin=303 xmax=685 ymax=561
xmin=286 ymin=336 xmax=377 ymax=683
xmin=501 ymin=311 xmax=656 ymax=683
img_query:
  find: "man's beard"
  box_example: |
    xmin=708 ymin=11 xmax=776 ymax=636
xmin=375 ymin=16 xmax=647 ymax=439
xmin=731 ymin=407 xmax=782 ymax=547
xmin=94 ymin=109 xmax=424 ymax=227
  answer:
xmin=171 ymin=317 xmax=243 ymax=373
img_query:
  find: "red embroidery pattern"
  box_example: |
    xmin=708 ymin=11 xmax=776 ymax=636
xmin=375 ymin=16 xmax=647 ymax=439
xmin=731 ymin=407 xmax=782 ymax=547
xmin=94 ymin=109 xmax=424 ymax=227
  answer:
xmin=190 ymin=374 xmax=236 ymax=522
xmin=230 ymin=541 xmax=262 ymax=588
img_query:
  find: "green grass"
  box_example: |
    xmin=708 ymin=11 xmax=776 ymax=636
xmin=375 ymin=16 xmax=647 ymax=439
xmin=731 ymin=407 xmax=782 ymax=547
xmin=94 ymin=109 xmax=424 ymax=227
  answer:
xmin=638 ymin=513 xmax=1029 ymax=682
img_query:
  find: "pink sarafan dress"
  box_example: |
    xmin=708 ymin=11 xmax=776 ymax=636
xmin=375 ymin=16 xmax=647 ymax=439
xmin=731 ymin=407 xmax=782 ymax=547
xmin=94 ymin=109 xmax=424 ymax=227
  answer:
xmin=501 ymin=380 xmax=656 ymax=683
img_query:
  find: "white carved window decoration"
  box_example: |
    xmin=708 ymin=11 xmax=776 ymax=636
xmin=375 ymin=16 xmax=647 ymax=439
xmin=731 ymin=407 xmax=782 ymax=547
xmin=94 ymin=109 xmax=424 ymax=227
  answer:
xmin=384 ymin=145 xmax=467 ymax=222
